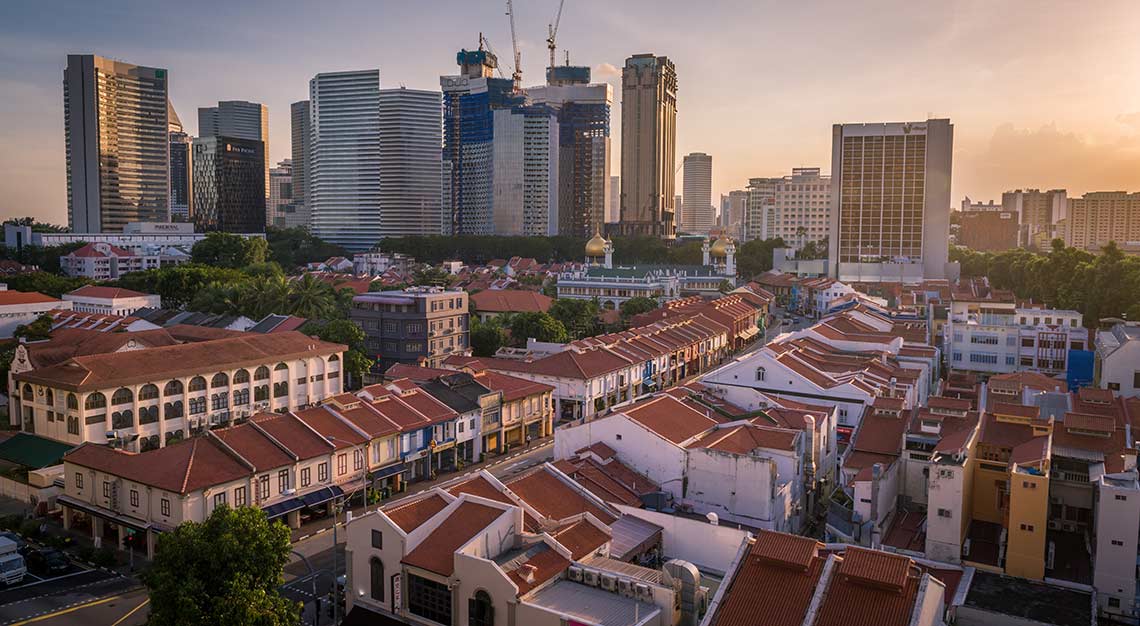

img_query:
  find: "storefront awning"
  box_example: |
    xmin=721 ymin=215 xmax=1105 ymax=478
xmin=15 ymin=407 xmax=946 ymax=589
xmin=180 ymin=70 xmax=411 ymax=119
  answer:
xmin=264 ymin=485 xmax=347 ymax=519
xmin=58 ymin=495 xmax=151 ymax=532
xmin=299 ymin=485 xmax=344 ymax=508
xmin=372 ymin=463 xmax=407 ymax=480
xmin=262 ymin=497 xmax=306 ymax=520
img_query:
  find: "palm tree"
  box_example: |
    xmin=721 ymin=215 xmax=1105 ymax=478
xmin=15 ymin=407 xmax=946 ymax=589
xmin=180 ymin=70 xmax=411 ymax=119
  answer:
xmin=245 ymin=275 xmax=290 ymax=319
xmin=288 ymin=274 xmax=335 ymax=320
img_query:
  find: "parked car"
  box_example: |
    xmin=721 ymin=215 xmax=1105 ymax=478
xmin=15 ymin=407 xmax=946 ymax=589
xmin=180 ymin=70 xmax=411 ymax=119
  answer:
xmin=26 ymin=548 xmax=69 ymax=576
xmin=0 ymin=538 xmax=26 ymax=585
xmin=0 ymin=532 xmax=28 ymax=555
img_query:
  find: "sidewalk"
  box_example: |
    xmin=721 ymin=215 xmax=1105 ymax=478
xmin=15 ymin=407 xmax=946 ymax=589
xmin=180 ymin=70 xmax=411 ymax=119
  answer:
xmin=290 ymin=436 xmax=554 ymax=543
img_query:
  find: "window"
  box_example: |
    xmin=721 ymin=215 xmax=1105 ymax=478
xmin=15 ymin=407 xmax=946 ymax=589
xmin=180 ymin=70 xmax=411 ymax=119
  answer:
xmin=255 ymin=385 xmax=269 ymax=402
xmin=212 ymin=373 xmax=229 ymax=388
xmin=370 ymin=557 xmax=385 ymax=602
xmin=408 ymin=574 xmax=452 ymax=624
xmin=969 ymin=353 xmax=998 ymax=364
xmin=1005 ymin=355 xmax=1016 ymax=366
xmin=273 ymin=382 xmax=288 ymax=398
xmin=354 ymin=450 xmax=364 ymax=471
xmin=67 ymin=416 xmax=79 ymax=435
xmin=259 ymin=475 xmax=270 ymax=500
xmin=234 ymin=486 xmax=247 ymax=507
xmin=1134 ymin=371 xmax=1140 ymax=389
xmin=1108 ymin=382 xmax=1121 ymax=391
xmin=274 ymin=362 xmax=288 ymax=372
xmin=129 ymin=489 xmax=139 ymax=507
xmin=952 ymin=352 xmax=961 ymax=362
xmin=1022 ymin=481 xmax=1036 ymax=489
xmin=1019 ymin=523 xmax=1034 ymax=532
xmin=755 ymin=367 xmax=766 ymax=382
xmin=254 ymin=366 xmax=270 ymax=381
xmin=301 ymin=467 xmax=311 ymax=488
xmin=67 ymin=393 xmax=79 ymax=410
xmin=164 ymin=380 xmax=183 ymax=395
xmin=1112 ymin=540 xmax=1124 ymax=546
xmin=139 ymin=384 xmax=159 ymax=400
xmin=233 ymin=369 xmax=250 ymax=384
xmin=1021 ymin=337 xmax=1034 ymax=348
xmin=112 ymin=388 xmax=133 ymax=405
xmin=278 ymin=470 xmax=290 ymax=493
xmin=937 ymin=508 xmax=952 ymax=518
xmin=139 ymin=406 xmax=158 ymax=425
xmin=338 ymin=453 xmax=347 ymax=475
xmin=214 ymin=493 xmax=227 ymax=508
xmin=615 ymin=434 xmax=622 ymax=441
xmin=161 ymin=498 xmax=171 ymax=516
xmin=74 ymin=473 xmax=83 ymax=490
xmin=164 ymin=401 xmax=184 ymax=420
xmin=1109 ymin=598 xmax=1121 ymax=609
xmin=318 ymin=462 xmax=329 ymax=482
xmin=1116 ymin=494 xmax=1128 ymax=501
xmin=189 ymin=398 xmax=206 ymax=415
xmin=469 ymin=590 xmax=494 ymax=626
xmin=188 ymin=376 xmax=207 ymax=392
xmin=371 ymin=529 xmax=383 ymax=550
xmin=211 ymin=393 xmax=229 ymax=411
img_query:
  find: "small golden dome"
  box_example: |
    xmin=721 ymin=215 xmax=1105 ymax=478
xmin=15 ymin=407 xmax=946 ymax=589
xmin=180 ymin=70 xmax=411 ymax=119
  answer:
xmin=710 ymin=237 xmax=732 ymax=258
xmin=585 ymin=233 xmax=608 ymax=257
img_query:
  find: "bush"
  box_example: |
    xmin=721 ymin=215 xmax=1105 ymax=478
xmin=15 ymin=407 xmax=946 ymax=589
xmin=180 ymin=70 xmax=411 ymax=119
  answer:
xmin=18 ymin=519 xmax=40 ymax=539
xmin=0 ymin=515 xmax=22 ymax=532
xmin=92 ymin=547 xmax=117 ymax=567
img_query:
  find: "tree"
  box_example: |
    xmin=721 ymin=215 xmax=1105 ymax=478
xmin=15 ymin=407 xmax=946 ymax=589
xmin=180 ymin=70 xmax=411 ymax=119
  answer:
xmin=300 ymin=319 xmax=371 ymax=388
xmin=265 ymin=227 xmax=351 ymax=270
xmin=735 ymin=238 xmax=786 ymax=279
xmin=143 ymin=505 xmax=299 ymax=626
xmin=1 ymin=272 xmax=90 ymax=298
xmin=470 ymin=318 xmax=506 ymax=357
xmin=287 ymin=274 xmax=336 ymax=320
xmin=412 ymin=266 xmax=454 ymax=287
xmin=244 ymin=275 xmax=291 ymax=320
xmin=508 ymin=312 xmax=568 ymax=346
xmin=718 ymin=279 xmax=735 ymax=294
xmin=548 ymin=298 xmax=599 ymax=339
xmin=619 ymin=297 xmax=658 ymax=320
xmin=14 ymin=314 xmax=54 ymax=341
xmin=191 ymin=232 xmax=268 ymax=268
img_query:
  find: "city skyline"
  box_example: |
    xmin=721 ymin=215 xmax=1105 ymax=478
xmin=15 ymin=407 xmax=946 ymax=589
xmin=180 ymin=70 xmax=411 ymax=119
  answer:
xmin=3 ymin=1 xmax=1140 ymax=224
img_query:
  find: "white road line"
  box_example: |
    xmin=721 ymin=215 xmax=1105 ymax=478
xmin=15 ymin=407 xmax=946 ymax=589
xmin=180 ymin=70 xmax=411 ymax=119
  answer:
xmin=0 ymin=575 xmax=124 ymax=609
xmin=1 ymin=569 xmax=92 ymax=593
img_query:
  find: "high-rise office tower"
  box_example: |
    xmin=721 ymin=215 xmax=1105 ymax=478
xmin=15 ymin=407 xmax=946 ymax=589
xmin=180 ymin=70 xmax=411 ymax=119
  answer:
xmin=681 ymin=152 xmax=713 ymax=234
xmin=289 ymin=100 xmax=311 ymax=230
xmin=441 ymin=46 xmax=524 ymax=235
xmin=198 ymin=100 xmax=269 ymax=199
xmin=64 ymin=54 xmax=170 ymax=233
xmin=309 ymin=70 xmax=382 ymax=250
xmin=772 ymin=168 xmax=831 ymax=246
xmin=745 ymin=177 xmax=778 ymax=242
xmin=268 ymin=159 xmax=293 ymax=228
xmin=721 ymin=190 xmax=749 ymax=240
xmin=191 ymin=136 xmax=266 ymax=233
xmin=674 ymin=194 xmax=684 ymax=229
xmin=1002 ymin=188 xmax=1066 ymax=249
xmin=619 ymin=54 xmax=677 ymax=238
xmin=168 ymin=101 xmax=192 ymax=222
xmin=492 ymin=104 xmax=560 ymax=236
xmin=827 ymin=119 xmax=953 ymax=283
xmin=608 ymin=176 xmax=620 ymax=224
xmin=379 ymin=88 xmax=445 ymax=236
xmin=529 ymin=66 xmax=612 ymax=238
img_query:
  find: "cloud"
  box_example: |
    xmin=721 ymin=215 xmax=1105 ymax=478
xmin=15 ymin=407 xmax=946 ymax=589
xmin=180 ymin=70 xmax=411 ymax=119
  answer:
xmin=1116 ymin=112 xmax=1140 ymax=131
xmin=594 ymin=62 xmax=620 ymax=80
xmin=956 ymin=121 xmax=1140 ymax=199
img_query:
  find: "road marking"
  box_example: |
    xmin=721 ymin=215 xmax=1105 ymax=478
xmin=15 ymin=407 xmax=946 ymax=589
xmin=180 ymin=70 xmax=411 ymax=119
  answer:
xmin=3 ymin=569 xmax=93 ymax=592
xmin=109 ymin=597 xmax=148 ymax=626
xmin=0 ymin=575 xmax=125 ymax=609
xmin=6 ymin=591 xmax=128 ymax=626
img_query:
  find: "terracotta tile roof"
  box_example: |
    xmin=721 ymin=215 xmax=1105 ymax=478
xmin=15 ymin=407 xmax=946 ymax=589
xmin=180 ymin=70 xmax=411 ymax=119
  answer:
xmin=846 ymin=405 xmax=908 ymax=460
xmin=813 ymin=548 xmax=922 ymax=626
xmin=401 ymin=501 xmax=506 ymax=576
xmin=250 ymin=412 xmax=335 ymax=460
xmin=63 ymin=437 xmax=251 ymax=495
xmin=67 ymin=242 xmax=130 ymax=258
xmin=65 ymin=285 xmax=151 ymax=300
xmin=556 ymin=456 xmax=658 ymax=508
xmin=15 ymin=331 xmax=345 ymax=392
xmin=1077 ymin=387 xmax=1114 ymax=404
xmin=24 ymin=327 xmax=184 ymax=369
xmin=470 ymin=290 xmax=553 ymax=313
xmin=292 ymin=406 xmax=368 ymax=448
xmin=506 ymin=545 xmax=571 ymax=594
xmin=382 ymin=364 xmax=456 ymax=382
xmin=212 ymin=422 xmax=294 ymax=471
xmin=506 ymin=467 xmax=617 ymax=525
xmin=383 ymin=493 xmax=450 ymax=533
xmin=927 ymin=396 xmax=972 ymax=412
xmin=575 ymin=442 xmax=616 ymax=461
xmin=988 ymin=371 xmax=1064 ymax=392
xmin=477 ymin=370 xmax=554 ymax=402
xmin=444 ymin=474 xmax=542 ymax=531
xmin=551 ymin=519 xmax=610 ymax=559
xmin=991 ymin=402 xmax=1041 ymax=419
xmin=978 ymin=412 xmax=1045 ymax=451
xmin=622 ymin=395 xmax=720 ymax=445
xmin=685 ymin=424 xmax=798 ymax=453
xmin=709 ymin=531 xmax=826 ymax=626
xmin=0 ymin=290 xmax=60 ymax=306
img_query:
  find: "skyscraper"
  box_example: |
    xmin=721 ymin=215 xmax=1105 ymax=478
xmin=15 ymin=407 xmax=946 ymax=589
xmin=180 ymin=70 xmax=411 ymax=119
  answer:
xmin=745 ymin=177 xmax=778 ymax=242
xmin=619 ymin=54 xmax=677 ymax=239
xmin=64 ymin=54 xmax=170 ymax=233
xmin=681 ymin=152 xmax=713 ymax=234
xmin=289 ymin=100 xmax=311 ymax=230
xmin=268 ymin=159 xmax=293 ymax=228
xmin=827 ymin=119 xmax=953 ymax=283
xmin=191 ymin=136 xmax=266 ymax=233
xmin=529 ymin=66 xmax=612 ymax=238
xmin=608 ymin=175 xmax=620 ymax=224
xmin=197 ymin=100 xmax=269 ymax=199
xmin=378 ymin=88 xmax=444 ymax=236
xmin=772 ymin=168 xmax=831 ymax=246
xmin=492 ymin=104 xmax=560 ymax=236
xmin=1064 ymin=191 xmax=1140 ymax=252
xmin=720 ymin=190 xmax=749 ymax=240
xmin=441 ymin=45 xmax=524 ymax=235
xmin=309 ymin=70 xmax=382 ymax=250
xmin=168 ymin=101 xmax=191 ymax=222
xmin=1002 ymin=188 xmax=1066 ymax=248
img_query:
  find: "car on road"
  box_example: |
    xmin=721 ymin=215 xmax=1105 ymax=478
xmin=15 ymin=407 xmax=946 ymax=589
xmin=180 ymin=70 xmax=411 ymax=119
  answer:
xmin=26 ymin=548 xmax=70 ymax=576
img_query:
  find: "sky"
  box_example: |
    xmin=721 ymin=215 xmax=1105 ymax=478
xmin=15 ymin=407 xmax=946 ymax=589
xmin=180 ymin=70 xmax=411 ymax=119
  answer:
xmin=2 ymin=0 xmax=1140 ymax=225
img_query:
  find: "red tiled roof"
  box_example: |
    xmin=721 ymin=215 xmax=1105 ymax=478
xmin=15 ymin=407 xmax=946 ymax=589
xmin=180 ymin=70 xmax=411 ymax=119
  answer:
xmin=507 ymin=545 xmax=571 ymax=594
xmin=991 ymin=402 xmax=1041 ymax=419
xmin=0 ymin=290 xmax=60 ymax=306
xmin=384 ymin=493 xmax=449 ymax=533
xmin=576 ymin=442 xmax=616 ymax=461
xmin=506 ymin=467 xmax=617 ymax=524
xmin=65 ymin=285 xmax=151 ymax=300
xmin=63 ymin=437 xmax=251 ymax=495
xmin=401 ymin=501 xmax=505 ymax=576
xmin=250 ymin=412 xmax=335 ymax=460
xmin=292 ymin=406 xmax=368 ymax=448
xmin=710 ymin=531 xmax=826 ymax=626
xmin=686 ymin=424 xmax=798 ymax=453
xmin=551 ymin=519 xmax=609 ymax=559
xmin=622 ymin=395 xmax=719 ymax=445
xmin=213 ymin=422 xmax=294 ymax=471
xmin=470 ymin=290 xmax=553 ymax=313
xmin=67 ymin=242 xmax=130 ymax=258
xmin=812 ymin=548 xmax=922 ymax=626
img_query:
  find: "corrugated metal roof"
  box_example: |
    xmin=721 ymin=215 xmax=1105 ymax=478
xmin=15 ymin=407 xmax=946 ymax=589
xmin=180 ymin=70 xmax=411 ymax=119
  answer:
xmin=522 ymin=579 xmax=659 ymax=626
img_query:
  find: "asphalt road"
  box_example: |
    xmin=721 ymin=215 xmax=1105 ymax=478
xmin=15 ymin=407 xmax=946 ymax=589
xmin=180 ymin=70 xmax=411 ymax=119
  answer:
xmin=0 ymin=568 xmax=139 ymax=626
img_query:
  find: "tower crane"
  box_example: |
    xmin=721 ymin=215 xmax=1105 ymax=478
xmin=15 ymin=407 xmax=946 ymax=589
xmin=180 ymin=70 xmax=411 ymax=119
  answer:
xmin=478 ymin=32 xmax=507 ymax=80
xmin=505 ymin=0 xmax=522 ymax=92
xmin=547 ymin=0 xmax=566 ymax=71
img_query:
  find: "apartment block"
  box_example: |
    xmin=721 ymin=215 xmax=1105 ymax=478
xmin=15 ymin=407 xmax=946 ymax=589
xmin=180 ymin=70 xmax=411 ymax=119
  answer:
xmin=957 ymin=210 xmax=1019 ymax=252
xmin=771 ymin=167 xmax=831 ymax=246
xmin=61 ymin=285 xmax=160 ymax=316
xmin=1003 ymin=188 xmax=1066 ymax=249
xmin=351 ymin=288 xmax=469 ymax=375
xmin=1065 ymin=191 xmax=1140 ymax=252
xmin=944 ymin=299 xmax=1086 ymax=376
xmin=60 ymin=242 xmax=190 ymax=281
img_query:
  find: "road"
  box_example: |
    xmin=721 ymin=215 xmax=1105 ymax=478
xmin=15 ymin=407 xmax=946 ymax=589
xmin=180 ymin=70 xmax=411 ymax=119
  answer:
xmin=0 ymin=568 xmax=141 ymax=626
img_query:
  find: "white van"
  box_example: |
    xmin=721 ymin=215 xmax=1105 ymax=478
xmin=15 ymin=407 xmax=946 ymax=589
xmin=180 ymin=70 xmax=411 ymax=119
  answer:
xmin=0 ymin=537 xmax=26 ymax=585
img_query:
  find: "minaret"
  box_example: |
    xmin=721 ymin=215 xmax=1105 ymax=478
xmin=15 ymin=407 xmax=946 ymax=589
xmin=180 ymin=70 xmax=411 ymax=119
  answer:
xmin=724 ymin=240 xmax=736 ymax=277
xmin=702 ymin=239 xmax=711 ymax=266
xmin=603 ymin=238 xmax=614 ymax=269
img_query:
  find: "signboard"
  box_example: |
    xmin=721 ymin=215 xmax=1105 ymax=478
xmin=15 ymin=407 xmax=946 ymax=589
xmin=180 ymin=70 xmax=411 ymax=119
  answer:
xmin=391 ymin=573 xmax=402 ymax=610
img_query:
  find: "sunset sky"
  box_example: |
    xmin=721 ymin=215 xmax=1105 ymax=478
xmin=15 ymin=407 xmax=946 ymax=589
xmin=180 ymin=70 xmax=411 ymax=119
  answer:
xmin=2 ymin=0 xmax=1140 ymax=224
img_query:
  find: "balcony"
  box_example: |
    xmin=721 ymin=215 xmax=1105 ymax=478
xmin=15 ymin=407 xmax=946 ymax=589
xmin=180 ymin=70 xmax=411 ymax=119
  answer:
xmin=1050 ymin=469 xmax=1090 ymax=484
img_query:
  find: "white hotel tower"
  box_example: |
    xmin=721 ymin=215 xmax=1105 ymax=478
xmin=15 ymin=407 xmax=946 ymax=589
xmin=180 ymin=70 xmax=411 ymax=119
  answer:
xmin=378 ymin=88 xmax=445 ymax=236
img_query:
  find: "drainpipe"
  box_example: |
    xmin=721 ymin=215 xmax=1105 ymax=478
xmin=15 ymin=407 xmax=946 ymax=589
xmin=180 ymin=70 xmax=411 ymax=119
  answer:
xmin=870 ymin=463 xmax=882 ymax=549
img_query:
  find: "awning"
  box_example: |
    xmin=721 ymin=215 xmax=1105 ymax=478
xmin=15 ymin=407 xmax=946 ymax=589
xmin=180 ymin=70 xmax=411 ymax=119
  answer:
xmin=58 ymin=495 xmax=151 ymax=532
xmin=262 ymin=497 xmax=306 ymax=520
xmin=738 ymin=326 xmax=760 ymax=340
xmin=299 ymin=485 xmax=344 ymax=508
xmin=372 ymin=463 xmax=407 ymax=480
xmin=610 ymin=514 xmax=663 ymax=561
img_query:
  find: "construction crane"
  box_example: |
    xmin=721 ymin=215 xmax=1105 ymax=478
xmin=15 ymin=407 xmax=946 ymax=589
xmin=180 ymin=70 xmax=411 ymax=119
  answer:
xmin=479 ymin=33 xmax=506 ymax=80
xmin=505 ymin=0 xmax=522 ymax=91
xmin=547 ymin=0 xmax=566 ymax=71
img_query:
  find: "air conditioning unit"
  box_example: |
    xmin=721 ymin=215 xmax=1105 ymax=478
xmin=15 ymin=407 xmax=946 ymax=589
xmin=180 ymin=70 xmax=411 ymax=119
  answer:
xmin=1047 ymin=520 xmax=1062 ymax=531
xmin=962 ymin=539 xmax=971 ymax=557
xmin=583 ymin=571 xmax=599 ymax=587
xmin=618 ymin=579 xmax=633 ymax=597
xmin=635 ymin=583 xmax=653 ymax=602
xmin=567 ymin=566 xmax=583 ymax=582
xmin=601 ymin=574 xmax=617 ymax=592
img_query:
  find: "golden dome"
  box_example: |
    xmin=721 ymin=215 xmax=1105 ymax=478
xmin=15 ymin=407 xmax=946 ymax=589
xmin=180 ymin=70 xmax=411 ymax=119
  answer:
xmin=710 ymin=237 xmax=732 ymax=258
xmin=585 ymin=233 xmax=608 ymax=257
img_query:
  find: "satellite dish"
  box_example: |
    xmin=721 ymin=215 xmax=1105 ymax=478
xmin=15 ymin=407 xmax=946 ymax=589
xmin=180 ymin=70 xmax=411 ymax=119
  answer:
xmin=706 ymin=512 xmax=719 ymax=526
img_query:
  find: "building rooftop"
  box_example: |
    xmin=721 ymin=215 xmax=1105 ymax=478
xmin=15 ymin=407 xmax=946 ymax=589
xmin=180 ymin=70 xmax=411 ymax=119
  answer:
xmin=0 ymin=290 xmax=60 ymax=306
xmin=401 ymin=500 xmax=506 ymax=576
xmin=522 ymin=579 xmax=659 ymax=626
xmin=470 ymin=289 xmax=553 ymax=313
xmin=962 ymin=570 xmax=1092 ymax=626
xmin=64 ymin=285 xmax=151 ymax=300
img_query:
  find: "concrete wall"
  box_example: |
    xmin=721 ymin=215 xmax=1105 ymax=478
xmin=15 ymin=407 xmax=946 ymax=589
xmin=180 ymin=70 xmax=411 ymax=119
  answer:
xmin=614 ymin=505 xmax=748 ymax=576
xmin=453 ymin=549 xmax=524 ymax=626
xmin=554 ymin=415 xmax=687 ymax=495
xmin=1005 ymin=471 xmax=1048 ymax=580
xmin=1094 ymin=478 xmax=1140 ymax=618
xmin=926 ymin=462 xmax=967 ymax=563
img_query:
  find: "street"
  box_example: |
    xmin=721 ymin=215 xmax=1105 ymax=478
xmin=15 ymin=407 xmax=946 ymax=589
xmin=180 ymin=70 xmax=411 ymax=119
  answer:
xmin=0 ymin=568 xmax=141 ymax=626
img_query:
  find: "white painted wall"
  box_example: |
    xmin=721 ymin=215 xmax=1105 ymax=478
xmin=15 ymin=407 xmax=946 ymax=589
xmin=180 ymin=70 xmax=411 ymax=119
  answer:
xmin=925 ymin=462 xmax=967 ymax=564
xmin=613 ymin=505 xmax=749 ymax=576
xmin=1094 ymin=478 xmax=1140 ymax=619
xmin=554 ymin=414 xmax=687 ymax=494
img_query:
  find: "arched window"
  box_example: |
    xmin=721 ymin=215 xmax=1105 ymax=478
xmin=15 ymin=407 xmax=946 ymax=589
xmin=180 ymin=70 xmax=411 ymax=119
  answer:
xmin=21 ymin=384 xmax=32 ymax=401
xmin=67 ymin=393 xmax=78 ymax=411
xmin=273 ymin=382 xmax=288 ymax=398
xmin=211 ymin=373 xmax=229 ymax=388
xmin=139 ymin=406 xmax=159 ymax=425
xmin=140 ymin=435 xmax=160 ymax=452
xmin=254 ymin=386 xmax=269 ymax=402
xmin=370 ymin=557 xmax=384 ymax=602
xmin=233 ymin=369 xmax=250 ymax=384
xmin=328 ymin=354 xmax=340 ymax=363
xmin=66 ymin=415 xmax=80 ymax=436
xmin=254 ymin=366 xmax=270 ymax=381
xmin=85 ymin=392 xmax=106 ymax=410
xmin=139 ymin=384 xmax=159 ymax=401
xmin=165 ymin=430 xmax=184 ymax=444
xmin=469 ymin=590 xmax=494 ymax=626
xmin=755 ymin=367 xmax=766 ymax=382
xmin=45 ymin=389 xmax=54 ymax=407
xmin=111 ymin=388 xmax=133 ymax=405
xmin=112 ymin=410 xmax=134 ymax=429
xmin=164 ymin=380 xmax=184 ymax=396
xmin=164 ymin=401 xmax=184 ymax=420
xmin=274 ymin=362 xmax=289 ymax=372
xmin=188 ymin=376 xmax=207 ymax=392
